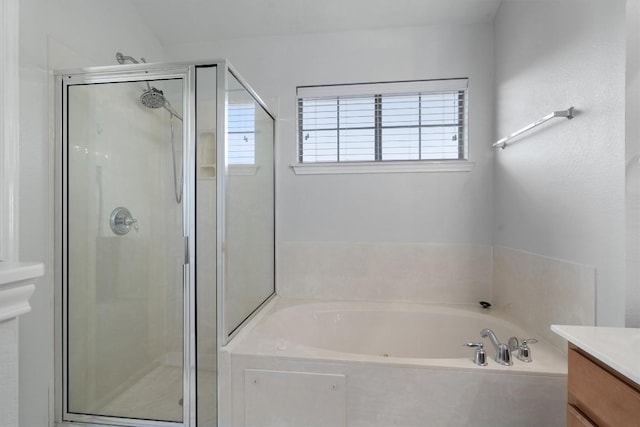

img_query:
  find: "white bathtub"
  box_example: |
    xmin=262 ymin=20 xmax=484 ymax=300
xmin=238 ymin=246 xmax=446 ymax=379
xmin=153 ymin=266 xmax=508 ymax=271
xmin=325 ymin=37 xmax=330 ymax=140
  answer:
xmin=222 ymin=297 xmax=567 ymax=427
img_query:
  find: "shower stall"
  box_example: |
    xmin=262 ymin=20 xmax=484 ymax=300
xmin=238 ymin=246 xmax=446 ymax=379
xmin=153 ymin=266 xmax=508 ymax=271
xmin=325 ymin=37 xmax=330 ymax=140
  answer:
xmin=54 ymin=60 xmax=275 ymax=426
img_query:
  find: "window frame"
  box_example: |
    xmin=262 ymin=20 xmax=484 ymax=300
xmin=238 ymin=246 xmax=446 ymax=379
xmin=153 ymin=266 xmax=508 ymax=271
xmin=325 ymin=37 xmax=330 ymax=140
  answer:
xmin=295 ymin=78 xmax=471 ymax=172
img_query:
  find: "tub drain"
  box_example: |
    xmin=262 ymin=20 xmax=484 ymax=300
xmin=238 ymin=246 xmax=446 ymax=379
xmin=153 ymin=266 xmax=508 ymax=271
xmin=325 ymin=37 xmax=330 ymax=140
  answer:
xmin=382 ymin=353 xmax=389 ymax=357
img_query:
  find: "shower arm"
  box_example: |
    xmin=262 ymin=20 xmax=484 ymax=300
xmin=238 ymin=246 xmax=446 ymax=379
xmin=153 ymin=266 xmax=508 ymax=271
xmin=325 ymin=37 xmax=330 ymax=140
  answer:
xmin=116 ymin=53 xmax=153 ymax=92
xmin=164 ymin=102 xmax=183 ymax=121
xmin=116 ymin=52 xmax=146 ymax=64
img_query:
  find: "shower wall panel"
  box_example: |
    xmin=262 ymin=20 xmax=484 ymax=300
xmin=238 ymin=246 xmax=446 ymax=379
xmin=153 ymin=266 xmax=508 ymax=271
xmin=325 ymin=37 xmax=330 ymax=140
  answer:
xmin=224 ymin=72 xmax=275 ymax=337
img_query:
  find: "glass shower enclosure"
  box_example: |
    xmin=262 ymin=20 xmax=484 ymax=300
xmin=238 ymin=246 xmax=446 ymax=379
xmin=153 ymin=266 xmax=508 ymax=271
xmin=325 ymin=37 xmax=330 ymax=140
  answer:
xmin=55 ymin=61 xmax=275 ymax=427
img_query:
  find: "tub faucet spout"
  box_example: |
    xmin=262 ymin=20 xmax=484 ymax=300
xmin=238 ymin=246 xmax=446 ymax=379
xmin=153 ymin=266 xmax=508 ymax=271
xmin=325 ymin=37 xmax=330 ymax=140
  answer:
xmin=480 ymin=328 xmax=513 ymax=366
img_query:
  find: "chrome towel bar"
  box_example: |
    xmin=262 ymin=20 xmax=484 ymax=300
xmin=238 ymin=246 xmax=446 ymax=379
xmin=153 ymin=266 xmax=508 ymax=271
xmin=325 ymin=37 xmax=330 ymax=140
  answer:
xmin=493 ymin=106 xmax=575 ymax=149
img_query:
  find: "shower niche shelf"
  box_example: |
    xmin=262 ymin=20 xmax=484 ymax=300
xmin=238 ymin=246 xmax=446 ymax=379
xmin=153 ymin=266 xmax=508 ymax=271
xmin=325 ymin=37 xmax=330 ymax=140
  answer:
xmin=198 ymin=130 xmax=216 ymax=179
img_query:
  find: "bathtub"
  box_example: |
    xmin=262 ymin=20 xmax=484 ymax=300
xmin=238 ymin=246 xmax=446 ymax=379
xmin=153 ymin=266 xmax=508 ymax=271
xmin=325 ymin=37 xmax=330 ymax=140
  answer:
xmin=221 ymin=297 xmax=567 ymax=427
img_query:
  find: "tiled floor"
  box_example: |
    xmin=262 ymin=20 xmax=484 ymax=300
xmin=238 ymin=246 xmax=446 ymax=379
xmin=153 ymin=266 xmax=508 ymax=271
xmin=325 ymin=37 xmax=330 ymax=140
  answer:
xmin=98 ymin=365 xmax=216 ymax=424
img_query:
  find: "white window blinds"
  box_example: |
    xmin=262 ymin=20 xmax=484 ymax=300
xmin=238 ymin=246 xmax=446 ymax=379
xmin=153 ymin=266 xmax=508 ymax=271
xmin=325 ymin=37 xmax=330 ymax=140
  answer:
xmin=228 ymin=102 xmax=256 ymax=165
xmin=297 ymin=79 xmax=468 ymax=163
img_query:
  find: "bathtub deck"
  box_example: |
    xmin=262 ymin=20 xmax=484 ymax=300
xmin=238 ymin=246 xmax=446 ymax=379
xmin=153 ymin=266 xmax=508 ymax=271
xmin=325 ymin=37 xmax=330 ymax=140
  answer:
xmin=220 ymin=296 xmax=568 ymax=427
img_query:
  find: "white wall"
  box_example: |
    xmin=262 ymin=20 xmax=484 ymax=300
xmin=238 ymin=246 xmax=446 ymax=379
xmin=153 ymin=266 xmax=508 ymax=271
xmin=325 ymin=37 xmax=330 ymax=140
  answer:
xmin=18 ymin=1 xmax=162 ymax=424
xmin=493 ymin=1 xmax=627 ymax=326
xmin=165 ymin=24 xmax=495 ymax=245
xmin=0 ymin=318 xmax=19 ymax=427
xmin=166 ymin=4 xmax=631 ymax=324
xmin=625 ymin=0 xmax=640 ymax=327
xmin=165 ymin=23 xmax=496 ymax=303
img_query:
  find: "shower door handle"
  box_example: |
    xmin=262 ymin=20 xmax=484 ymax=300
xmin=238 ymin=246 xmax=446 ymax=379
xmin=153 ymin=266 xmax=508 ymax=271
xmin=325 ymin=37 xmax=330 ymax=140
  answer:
xmin=184 ymin=236 xmax=190 ymax=265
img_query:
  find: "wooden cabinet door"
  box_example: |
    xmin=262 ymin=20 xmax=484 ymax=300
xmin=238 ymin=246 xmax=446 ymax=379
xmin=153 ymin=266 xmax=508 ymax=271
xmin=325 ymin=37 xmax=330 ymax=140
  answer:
xmin=568 ymin=349 xmax=640 ymax=427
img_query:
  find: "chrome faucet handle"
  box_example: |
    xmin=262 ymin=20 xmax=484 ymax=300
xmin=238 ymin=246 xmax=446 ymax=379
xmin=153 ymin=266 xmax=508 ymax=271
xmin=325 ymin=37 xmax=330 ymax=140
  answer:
xmin=517 ymin=338 xmax=538 ymax=363
xmin=464 ymin=342 xmax=483 ymax=348
xmin=125 ymin=217 xmax=139 ymax=232
xmin=508 ymin=336 xmax=519 ymax=352
xmin=463 ymin=342 xmax=488 ymax=366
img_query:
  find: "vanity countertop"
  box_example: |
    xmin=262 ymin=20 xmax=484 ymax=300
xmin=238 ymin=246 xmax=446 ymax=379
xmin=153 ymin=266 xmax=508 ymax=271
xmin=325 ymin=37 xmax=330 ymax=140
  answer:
xmin=0 ymin=261 xmax=44 ymax=287
xmin=552 ymin=324 xmax=640 ymax=386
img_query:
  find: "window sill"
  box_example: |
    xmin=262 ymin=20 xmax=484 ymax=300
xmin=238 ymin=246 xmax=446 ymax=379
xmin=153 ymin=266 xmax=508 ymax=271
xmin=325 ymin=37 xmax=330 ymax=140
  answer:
xmin=291 ymin=160 xmax=475 ymax=175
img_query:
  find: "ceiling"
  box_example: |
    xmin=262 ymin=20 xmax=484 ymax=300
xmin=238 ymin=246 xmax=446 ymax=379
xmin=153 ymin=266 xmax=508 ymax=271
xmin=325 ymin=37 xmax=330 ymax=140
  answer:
xmin=131 ymin=0 xmax=502 ymax=46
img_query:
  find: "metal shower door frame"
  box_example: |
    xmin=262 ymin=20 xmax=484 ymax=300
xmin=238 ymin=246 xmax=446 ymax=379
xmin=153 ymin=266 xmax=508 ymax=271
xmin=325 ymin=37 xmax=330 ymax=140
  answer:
xmin=54 ymin=64 xmax=197 ymax=427
xmin=54 ymin=59 xmax=277 ymax=427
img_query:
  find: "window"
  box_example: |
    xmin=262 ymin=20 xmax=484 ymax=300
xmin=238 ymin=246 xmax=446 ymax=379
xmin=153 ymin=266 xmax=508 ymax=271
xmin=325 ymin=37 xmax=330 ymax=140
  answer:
xmin=297 ymin=79 xmax=468 ymax=164
xmin=228 ymin=102 xmax=255 ymax=165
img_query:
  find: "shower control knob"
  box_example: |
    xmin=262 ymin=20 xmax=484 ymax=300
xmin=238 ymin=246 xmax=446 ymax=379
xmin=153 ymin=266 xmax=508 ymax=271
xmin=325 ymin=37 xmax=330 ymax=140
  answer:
xmin=110 ymin=207 xmax=139 ymax=235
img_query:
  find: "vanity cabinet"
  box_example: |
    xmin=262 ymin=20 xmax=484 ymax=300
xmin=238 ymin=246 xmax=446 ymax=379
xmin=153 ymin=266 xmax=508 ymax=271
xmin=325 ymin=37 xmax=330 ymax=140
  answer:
xmin=567 ymin=344 xmax=640 ymax=427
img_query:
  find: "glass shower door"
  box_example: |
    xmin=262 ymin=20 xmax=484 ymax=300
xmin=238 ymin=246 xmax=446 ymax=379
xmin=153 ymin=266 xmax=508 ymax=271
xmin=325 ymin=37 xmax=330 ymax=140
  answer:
xmin=64 ymin=77 xmax=186 ymax=424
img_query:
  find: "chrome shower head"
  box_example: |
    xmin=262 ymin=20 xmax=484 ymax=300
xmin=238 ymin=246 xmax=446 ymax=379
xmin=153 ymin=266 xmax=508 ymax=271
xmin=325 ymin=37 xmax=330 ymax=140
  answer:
xmin=139 ymin=84 xmax=183 ymax=121
xmin=140 ymin=87 xmax=166 ymax=109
